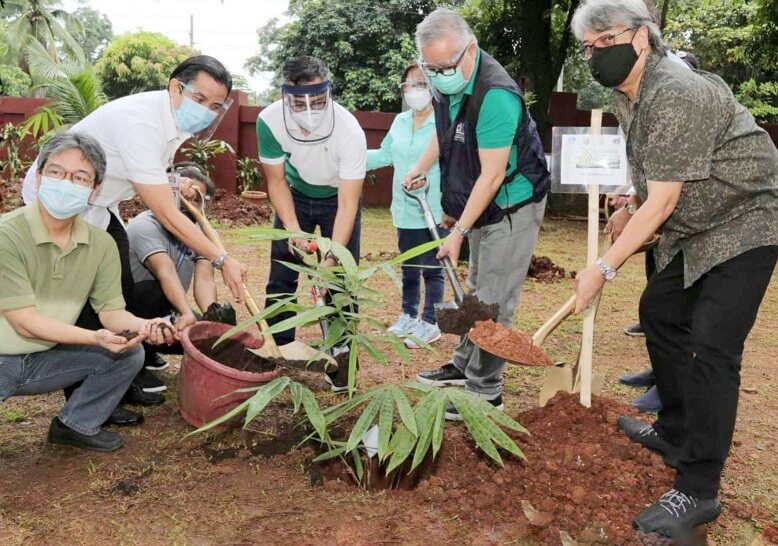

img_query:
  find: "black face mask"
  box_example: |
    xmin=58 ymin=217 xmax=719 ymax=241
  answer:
xmin=588 ymin=38 xmax=639 ymax=88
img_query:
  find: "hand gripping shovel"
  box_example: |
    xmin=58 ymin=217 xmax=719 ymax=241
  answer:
xmin=401 ymin=179 xmax=498 ymax=335
xmin=179 ymin=192 xmax=336 ymax=373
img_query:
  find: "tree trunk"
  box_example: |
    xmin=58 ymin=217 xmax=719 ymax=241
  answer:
xmin=660 ymin=0 xmax=671 ymax=30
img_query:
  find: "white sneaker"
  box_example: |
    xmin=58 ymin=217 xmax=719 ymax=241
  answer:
xmin=404 ymin=320 xmax=441 ymax=349
xmin=388 ymin=314 xmax=418 ymax=335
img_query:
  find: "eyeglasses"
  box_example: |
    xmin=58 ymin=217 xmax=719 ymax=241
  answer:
xmin=419 ymin=44 xmax=472 ymax=76
xmin=43 ymin=164 xmax=95 ymax=187
xmin=178 ymin=81 xmax=232 ymax=113
xmin=285 ymin=92 xmax=329 ymax=113
xmin=579 ymin=28 xmax=634 ymax=60
xmin=399 ymin=80 xmax=429 ymax=91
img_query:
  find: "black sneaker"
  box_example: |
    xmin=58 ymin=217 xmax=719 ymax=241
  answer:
xmin=445 ymin=394 xmax=504 ymax=421
xmin=48 ymin=417 xmax=124 ymax=452
xmin=103 ymin=406 xmax=144 ymax=427
xmin=617 ymin=416 xmax=679 ymax=468
xmin=122 ymin=383 xmax=165 ymax=406
xmin=416 ymin=363 xmax=466 ymax=386
xmin=143 ymin=352 xmax=169 ymax=372
xmin=325 ymin=349 xmax=356 ymax=394
xmin=619 ymin=368 xmax=654 ymax=388
xmin=134 ymin=368 xmax=167 ymax=393
xmin=624 ymin=323 xmax=646 ymax=337
xmin=633 ymin=489 xmax=721 ymax=538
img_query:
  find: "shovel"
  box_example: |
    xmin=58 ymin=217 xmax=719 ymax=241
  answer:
xmin=401 ymin=179 xmax=498 ymax=335
xmin=179 ymin=192 xmax=337 ymax=373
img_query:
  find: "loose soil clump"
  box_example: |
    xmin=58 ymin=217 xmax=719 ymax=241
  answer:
xmin=437 ymin=294 xmax=499 ymax=335
xmin=469 ymin=320 xmax=555 ymax=366
xmin=193 ymin=335 xmax=276 ymax=373
xmin=528 ymin=254 xmax=569 ymax=283
xmin=117 ymin=329 xmax=138 ymax=341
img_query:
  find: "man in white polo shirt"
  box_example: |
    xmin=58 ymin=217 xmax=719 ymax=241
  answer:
xmin=257 ymin=56 xmax=366 ymax=391
xmin=22 ymin=55 xmax=248 ymax=402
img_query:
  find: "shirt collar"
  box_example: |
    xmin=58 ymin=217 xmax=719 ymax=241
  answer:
xmin=611 ymin=51 xmax=664 ymax=123
xmin=25 ymin=202 xmax=90 ymax=246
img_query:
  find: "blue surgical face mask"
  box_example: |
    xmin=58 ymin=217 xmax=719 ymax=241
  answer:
xmin=37 ymin=176 xmax=92 ymax=219
xmin=174 ymin=95 xmax=218 ymax=134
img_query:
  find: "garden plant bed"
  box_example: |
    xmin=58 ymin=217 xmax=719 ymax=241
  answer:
xmin=469 ymin=319 xmax=556 ymax=366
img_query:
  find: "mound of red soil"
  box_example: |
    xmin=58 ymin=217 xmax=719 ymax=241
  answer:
xmin=409 ymin=392 xmax=675 ymax=545
xmin=469 ymin=319 xmax=555 ymax=366
xmin=528 ymin=254 xmax=569 ymax=283
xmin=119 ymin=188 xmax=272 ymax=227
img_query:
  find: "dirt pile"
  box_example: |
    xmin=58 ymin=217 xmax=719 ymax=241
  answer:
xmin=528 ymin=254 xmax=570 ymax=283
xmin=119 ymin=188 xmax=272 ymax=227
xmin=193 ymin=335 xmax=277 ymax=374
xmin=469 ymin=319 xmax=555 ymax=366
xmin=437 ymin=294 xmax=500 ymax=335
xmin=407 ymin=392 xmax=675 ymax=545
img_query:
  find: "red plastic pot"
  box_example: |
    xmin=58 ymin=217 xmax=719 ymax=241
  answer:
xmin=178 ymin=321 xmax=281 ymax=430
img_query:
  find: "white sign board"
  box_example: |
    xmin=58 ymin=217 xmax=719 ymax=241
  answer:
xmin=560 ymin=134 xmax=628 ymax=187
xmin=550 ymin=127 xmax=631 ymax=195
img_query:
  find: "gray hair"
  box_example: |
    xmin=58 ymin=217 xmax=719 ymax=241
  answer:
xmin=38 ymin=132 xmax=107 ymax=185
xmin=572 ymin=0 xmax=667 ymax=54
xmin=415 ymin=7 xmax=476 ymax=53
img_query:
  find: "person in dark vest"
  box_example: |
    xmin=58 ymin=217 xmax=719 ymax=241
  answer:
xmin=406 ymin=8 xmax=550 ymax=420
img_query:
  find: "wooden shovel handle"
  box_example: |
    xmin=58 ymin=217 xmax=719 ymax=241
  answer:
xmin=180 ymin=194 xmax=283 ymax=358
xmin=532 ymin=294 xmax=576 ymax=348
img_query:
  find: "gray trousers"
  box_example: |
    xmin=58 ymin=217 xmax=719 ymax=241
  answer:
xmin=452 ymin=198 xmax=546 ymax=396
xmin=0 ymin=344 xmax=144 ymax=435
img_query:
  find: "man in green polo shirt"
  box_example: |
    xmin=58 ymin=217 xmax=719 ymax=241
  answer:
xmin=407 ymin=8 xmax=549 ymax=419
xmin=0 ymin=133 xmax=173 ymax=452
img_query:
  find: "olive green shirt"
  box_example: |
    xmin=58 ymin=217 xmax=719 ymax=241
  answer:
xmin=0 ymin=204 xmax=125 ymax=355
xmin=612 ymin=52 xmax=778 ymax=287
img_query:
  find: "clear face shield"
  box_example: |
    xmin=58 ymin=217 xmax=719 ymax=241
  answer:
xmin=167 ymin=163 xmax=213 ymax=215
xmin=281 ymin=80 xmax=335 ymax=144
xmin=175 ymin=80 xmax=234 ymax=141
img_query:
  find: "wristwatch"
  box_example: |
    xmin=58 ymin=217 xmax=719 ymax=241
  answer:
xmin=211 ymin=252 xmax=228 ymax=271
xmin=623 ymin=202 xmax=638 ymax=215
xmin=595 ymin=258 xmax=618 ymax=281
xmin=454 ymin=221 xmax=471 ymax=237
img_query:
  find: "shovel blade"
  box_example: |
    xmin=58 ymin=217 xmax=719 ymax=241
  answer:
xmin=539 ymin=364 xmax=604 ymax=407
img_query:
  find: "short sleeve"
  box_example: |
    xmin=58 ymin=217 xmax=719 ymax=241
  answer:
xmin=112 ymin=119 xmax=169 ymax=184
xmin=127 ymin=214 xmax=170 ymax=264
xmin=0 ymin=240 xmax=35 ymax=312
xmin=642 ymin=91 xmax=714 ymax=182
xmin=338 ymin=123 xmax=367 ymax=180
xmin=89 ymin=235 xmax=125 ymax=313
xmin=257 ymin=116 xmax=285 ymax=165
xmin=476 ymin=89 xmax=522 ymax=149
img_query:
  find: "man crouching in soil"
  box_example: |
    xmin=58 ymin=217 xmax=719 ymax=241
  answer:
xmin=0 ymin=133 xmax=175 ymax=452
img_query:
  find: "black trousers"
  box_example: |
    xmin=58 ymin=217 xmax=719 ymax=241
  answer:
xmin=639 ymin=245 xmax=777 ymax=498
xmin=127 ymin=280 xmax=184 ymax=357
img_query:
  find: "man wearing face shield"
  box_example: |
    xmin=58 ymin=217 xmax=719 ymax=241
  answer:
xmin=256 ymin=56 xmax=366 ymax=392
xmin=405 ymin=8 xmax=549 ymax=418
xmin=21 ymin=55 xmax=248 ymax=404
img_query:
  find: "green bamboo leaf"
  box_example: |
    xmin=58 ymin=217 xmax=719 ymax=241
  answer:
xmin=385 ymin=423 xmax=417 ymax=474
xmin=485 ymin=403 xmax=530 ymax=435
xmin=243 ymin=377 xmax=290 ymax=426
xmin=357 ymin=335 xmax=388 ymax=365
xmin=378 ymin=263 xmax=402 ymax=289
xmin=213 ymin=296 xmax=297 ymax=346
xmin=385 ymin=239 xmax=444 ymax=266
xmin=391 ymin=386 xmax=418 ymax=436
xmin=409 ymin=390 xmax=445 ymax=471
xmin=447 ymin=390 xmax=502 ymax=464
xmin=345 ymin=394 xmax=383 ymax=452
xmin=377 ymin=390 xmax=394 ymax=461
xmin=322 ymin=390 xmax=372 ymax=423
xmin=351 ymin=447 xmax=364 ymax=483
xmin=301 ymin=387 xmax=327 ymax=440
xmin=187 ymin=397 xmax=251 ymax=436
xmin=431 ymin=394 xmax=446 ymax=458
xmin=289 ymin=381 xmax=303 ymax=413
xmin=252 ymin=306 xmax=336 ymax=337
xmin=312 ymin=443 xmax=349 ymax=462
xmin=347 ymin=337 xmax=359 ymax=396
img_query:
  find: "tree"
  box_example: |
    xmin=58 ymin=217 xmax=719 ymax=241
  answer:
xmin=0 ymin=63 xmax=32 ymax=96
xmin=245 ymin=1 xmax=454 ymax=112
xmin=95 ymin=32 xmax=196 ymax=99
xmin=464 ymin=0 xmax=581 ymax=143
xmin=1 ymin=0 xmax=84 ymax=67
xmin=71 ymin=4 xmax=112 ymax=61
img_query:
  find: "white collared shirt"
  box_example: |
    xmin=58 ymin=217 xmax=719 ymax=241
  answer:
xmin=22 ymin=90 xmax=190 ymax=230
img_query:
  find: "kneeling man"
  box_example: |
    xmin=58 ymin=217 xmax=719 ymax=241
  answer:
xmin=0 ymin=133 xmax=173 ymax=452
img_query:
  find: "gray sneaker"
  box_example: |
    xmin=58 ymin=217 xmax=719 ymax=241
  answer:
xmin=388 ymin=314 xmax=417 ymax=335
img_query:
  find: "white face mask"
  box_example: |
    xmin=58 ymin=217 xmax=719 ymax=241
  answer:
xmin=404 ymin=88 xmax=432 ymax=112
xmin=291 ymin=108 xmax=326 ymax=132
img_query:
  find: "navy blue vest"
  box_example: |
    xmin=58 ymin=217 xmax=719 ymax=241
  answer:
xmin=433 ymin=50 xmax=550 ymax=227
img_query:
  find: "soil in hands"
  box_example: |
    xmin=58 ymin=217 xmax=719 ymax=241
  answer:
xmin=468 ymin=320 xmax=555 ymax=366
xmin=119 ymin=188 xmax=272 ymax=227
xmin=528 ymin=254 xmax=570 ymax=283
xmin=117 ymin=329 xmax=138 ymax=341
xmin=193 ymin=336 xmax=276 ymax=373
xmin=437 ymin=294 xmax=500 ymax=335
xmin=417 ymin=392 xmax=676 ymax=545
